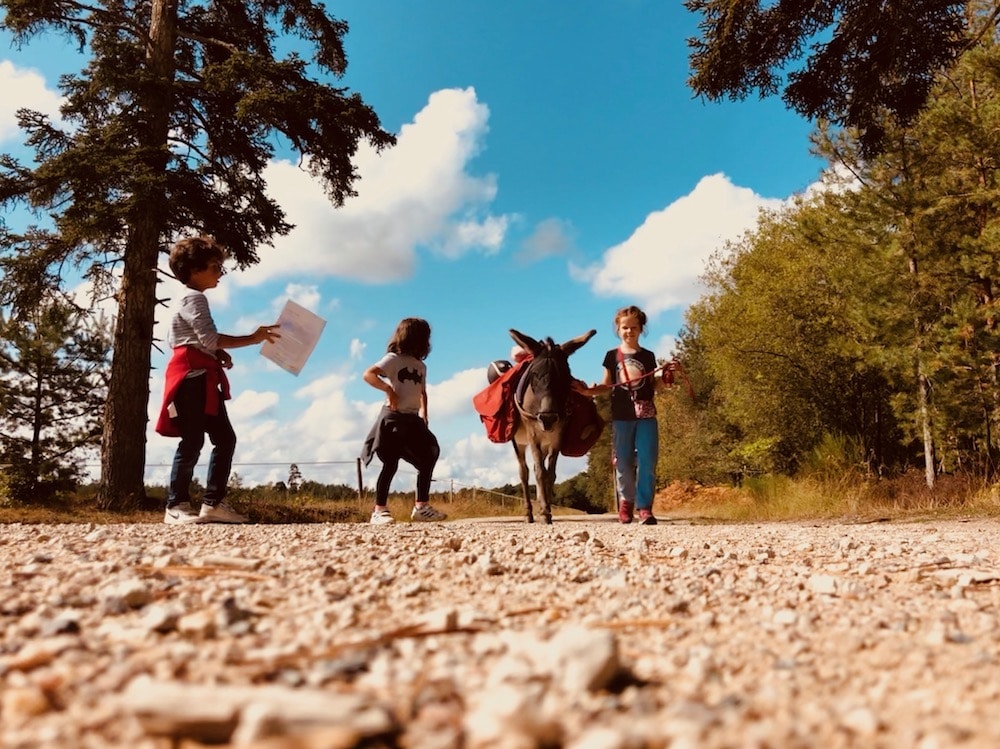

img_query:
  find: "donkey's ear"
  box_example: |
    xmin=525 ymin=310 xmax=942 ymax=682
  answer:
xmin=510 ymin=328 xmax=541 ymax=354
xmin=561 ymin=329 xmax=597 ymax=356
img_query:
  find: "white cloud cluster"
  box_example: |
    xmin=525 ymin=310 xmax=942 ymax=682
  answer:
xmin=234 ymin=87 xmax=510 ymax=286
xmin=0 ymin=60 xmax=62 ymax=143
xmin=574 ymin=173 xmax=786 ymax=315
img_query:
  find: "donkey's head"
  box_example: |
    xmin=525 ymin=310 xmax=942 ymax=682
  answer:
xmin=509 ymin=328 xmax=596 ymax=432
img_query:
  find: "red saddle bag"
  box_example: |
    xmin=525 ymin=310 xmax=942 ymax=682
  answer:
xmin=473 ymin=360 xmax=604 ymax=456
xmin=472 ymin=360 xmax=528 ymax=444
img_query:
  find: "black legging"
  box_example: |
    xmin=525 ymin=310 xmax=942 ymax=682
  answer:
xmin=375 ymin=417 xmax=440 ymax=504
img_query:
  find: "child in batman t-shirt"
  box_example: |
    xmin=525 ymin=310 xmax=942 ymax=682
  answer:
xmin=361 ymin=317 xmax=446 ymax=525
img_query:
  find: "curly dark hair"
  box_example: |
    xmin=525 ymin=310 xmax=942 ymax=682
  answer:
xmin=386 ymin=317 xmax=432 ymax=360
xmin=168 ymin=236 xmax=227 ymax=284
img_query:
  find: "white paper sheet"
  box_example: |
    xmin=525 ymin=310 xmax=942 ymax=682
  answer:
xmin=260 ymin=299 xmax=327 ymax=376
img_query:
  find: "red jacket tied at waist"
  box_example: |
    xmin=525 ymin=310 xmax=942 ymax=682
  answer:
xmin=155 ymin=347 xmax=231 ymax=437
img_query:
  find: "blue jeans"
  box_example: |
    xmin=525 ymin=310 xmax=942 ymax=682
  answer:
xmin=612 ymin=418 xmax=658 ymax=510
xmin=168 ymin=374 xmax=236 ymax=507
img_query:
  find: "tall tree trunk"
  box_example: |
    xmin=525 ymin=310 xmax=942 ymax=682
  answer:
xmin=31 ymin=365 xmax=42 ymax=496
xmin=96 ymin=0 xmax=178 ymax=510
xmin=910 ymin=253 xmax=936 ymax=490
xmin=917 ymin=368 xmax=936 ymax=489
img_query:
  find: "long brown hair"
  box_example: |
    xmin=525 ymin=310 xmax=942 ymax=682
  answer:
xmin=387 ymin=317 xmax=432 ymax=359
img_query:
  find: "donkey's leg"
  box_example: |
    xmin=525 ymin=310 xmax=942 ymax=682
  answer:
xmin=539 ymin=451 xmax=558 ymax=524
xmin=513 ymin=442 xmax=533 ymax=523
xmin=533 ymin=448 xmax=554 ymax=525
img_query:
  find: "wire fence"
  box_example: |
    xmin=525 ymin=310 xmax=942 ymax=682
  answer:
xmin=69 ymin=458 xmax=524 ymax=508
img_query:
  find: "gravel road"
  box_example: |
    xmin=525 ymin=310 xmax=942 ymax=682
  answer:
xmin=3 ymin=517 xmax=1000 ymax=748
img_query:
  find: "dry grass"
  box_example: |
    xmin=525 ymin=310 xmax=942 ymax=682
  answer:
xmin=5 ymin=471 xmax=1000 ymax=525
xmin=654 ymin=471 xmax=1000 ymax=523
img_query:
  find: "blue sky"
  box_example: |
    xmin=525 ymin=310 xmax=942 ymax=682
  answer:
xmin=0 ymin=2 xmax=826 ymax=494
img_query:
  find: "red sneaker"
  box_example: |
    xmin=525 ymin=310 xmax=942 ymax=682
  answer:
xmin=618 ymin=501 xmax=634 ymax=524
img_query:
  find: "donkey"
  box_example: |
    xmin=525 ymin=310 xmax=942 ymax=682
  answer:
xmin=509 ymin=327 xmax=596 ymax=523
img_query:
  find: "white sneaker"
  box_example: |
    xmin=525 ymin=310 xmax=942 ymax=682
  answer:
xmin=164 ymin=502 xmax=203 ymax=525
xmin=410 ymin=504 xmax=447 ymax=522
xmin=199 ymin=501 xmax=248 ymax=524
xmin=370 ymin=507 xmax=395 ymax=525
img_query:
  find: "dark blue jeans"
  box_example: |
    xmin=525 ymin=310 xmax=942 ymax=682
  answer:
xmin=168 ymin=374 xmax=236 ymax=508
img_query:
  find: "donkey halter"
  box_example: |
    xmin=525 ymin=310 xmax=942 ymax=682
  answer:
xmin=513 ymin=350 xmax=569 ymax=427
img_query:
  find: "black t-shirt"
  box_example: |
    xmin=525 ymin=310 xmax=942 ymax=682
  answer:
xmin=602 ymin=347 xmax=657 ymax=421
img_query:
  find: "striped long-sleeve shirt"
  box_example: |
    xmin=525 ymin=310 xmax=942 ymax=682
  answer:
xmin=168 ymin=290 xmax=220 ymax=375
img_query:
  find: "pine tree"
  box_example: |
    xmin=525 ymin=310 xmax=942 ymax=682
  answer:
xmin=0 ymin=297 xmax=111 ymax=503
xmin=810 ymin=20 xmax=1000 ymax=484
xmin=685 ymin=0 xmax=971 ymax=155
xmin=287 ymin=463 xmax=302 ymax=493
xmin=0 ymin=1 xmax=395 ymax=509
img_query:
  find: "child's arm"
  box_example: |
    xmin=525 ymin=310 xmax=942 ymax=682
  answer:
xmin=420 ymin=386 xmax=429 ymax=424
xmin=572 ymin=367 xmax=613 ymax=397
xmin=217 ymin=324 xmax=280 ymax=350
xmin=364 ymin=365 xmax=398 ymax=411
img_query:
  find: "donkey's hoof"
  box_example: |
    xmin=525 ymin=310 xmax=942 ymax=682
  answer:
xmin=543 ymin=516 xmax=553 ymax=525
xmin=526 ymin=516 xmax=535 ymax=524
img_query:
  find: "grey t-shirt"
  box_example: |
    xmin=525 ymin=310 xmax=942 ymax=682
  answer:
xmin=374 ymin=352 xmax=425 ymax=414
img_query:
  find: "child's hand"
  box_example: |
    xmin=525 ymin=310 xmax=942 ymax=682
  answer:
xmin=254 ymin=324 xmax=281 ymax=344
xmin=216 ymin=350 xmax=233 ymax=369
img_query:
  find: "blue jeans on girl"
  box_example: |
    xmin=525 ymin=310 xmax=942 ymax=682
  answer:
xmin=612 ymin=417 xmax=659 ymax=511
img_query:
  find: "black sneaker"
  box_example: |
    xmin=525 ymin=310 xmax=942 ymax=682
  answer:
xmin=638 ymin=509 xmax=657 ymax=525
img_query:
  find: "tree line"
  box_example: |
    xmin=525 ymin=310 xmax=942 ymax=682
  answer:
xmin=563 ymin=6 xmax=1000 ymax=502
xmin=597 ymin=16 xmax=1000 ymax=495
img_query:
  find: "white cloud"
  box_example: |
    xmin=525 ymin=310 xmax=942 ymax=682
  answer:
xmin=349 ymin=338 xmax=366 ymax=361
xmin=230 ymin=389 xmax=280 ymax=420
xmin=653 ymin=333 xmax=677 ymax=361
xmin=281 ymin=283 xmax=321 ymax=312
xmin=573 ymin=173 xmax=785 ymax=315
xmin=437 ymin=215 xmax=508 ymax=259
xmin=428 ymin=367 xmax=485 ymax=420
xmin=438 ymin=432 xmax=516 ymax=489
xmin=437 ymin=432 xmax=590 ymax=493
xmin=0 ymin=60 xmax=62 ymax=143
xmin=233 ymin=87 xmax=510 ymax=286
xmin=290 ymin=372 xmax=369 ymax=442
xmin=519 ymin=217 xmax=574 ymax=263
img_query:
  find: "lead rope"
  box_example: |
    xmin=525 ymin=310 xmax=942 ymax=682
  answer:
xmin=612 ymin=348 xmax=633 ymax=517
